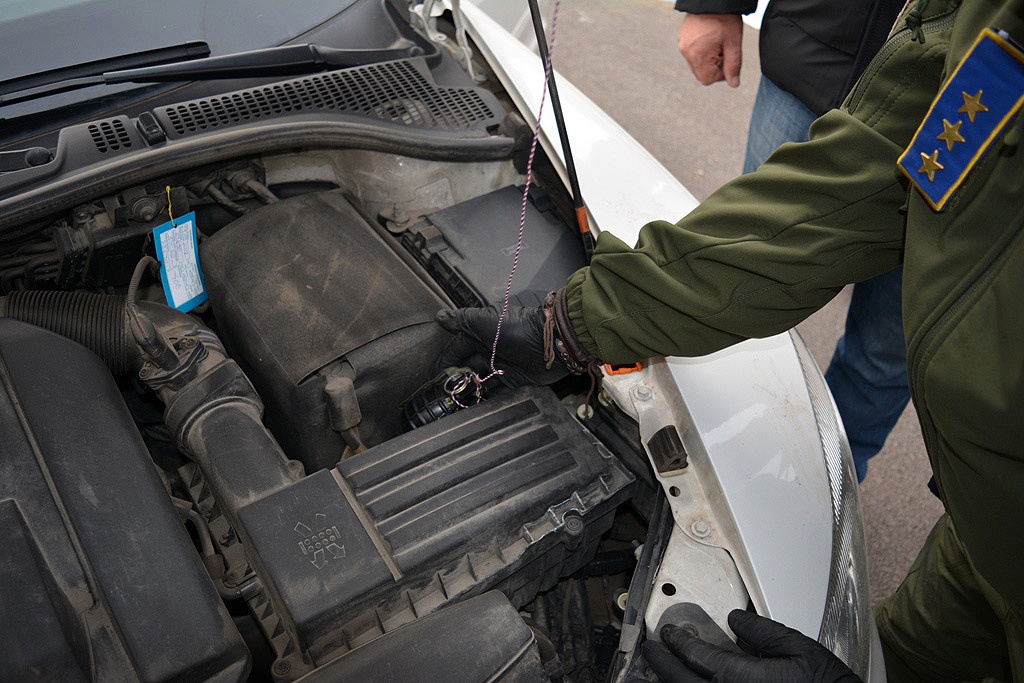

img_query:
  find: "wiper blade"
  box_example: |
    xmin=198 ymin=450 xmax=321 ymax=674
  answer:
xmin=0 ymin=43 xmax=425 ymax=108
xmin=0 ymin=42 xmax=211 ymax=98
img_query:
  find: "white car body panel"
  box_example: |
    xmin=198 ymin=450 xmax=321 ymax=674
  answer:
xmin=664 ymin=337 xmax=832 ymax=633
xmin=460 ymin=2 xmax=833 ymax=639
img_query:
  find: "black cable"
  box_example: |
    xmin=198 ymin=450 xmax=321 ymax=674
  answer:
xmin=126 ymin=255 xmax=160 ymax=305
xmin=23 ymin=253 xmax=59 ymax=286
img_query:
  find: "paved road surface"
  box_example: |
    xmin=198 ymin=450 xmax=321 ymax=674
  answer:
xmin=553 ymin=0 xmax=944 ymax=604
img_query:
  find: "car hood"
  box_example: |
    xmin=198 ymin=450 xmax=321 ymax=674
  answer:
xmin=0 ymin=0 xmax=357 ymax=82
xmin=0 ymin=0 xmax=428 ymax=145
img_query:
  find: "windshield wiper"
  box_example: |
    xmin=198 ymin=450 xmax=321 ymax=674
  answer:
xmin=0 ymin=43 xmax=426 ymax=109
xmin=0 ymin=42 xmax=211 ymax=99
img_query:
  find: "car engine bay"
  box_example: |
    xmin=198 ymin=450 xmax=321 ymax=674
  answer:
xmin=0 ymin=0 xmax=757 ymax=676
xmin=0 ymin=45 xmax=669 ymax=679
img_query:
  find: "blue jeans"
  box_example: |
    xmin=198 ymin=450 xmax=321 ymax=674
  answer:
xmin=743 ymin=76 xmax=817 ymax=174
xmin=745 ymin=77 xmax=910 ymax=482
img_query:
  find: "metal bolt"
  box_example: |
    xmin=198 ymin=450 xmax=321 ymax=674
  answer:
xmin=576 ymin=403 xmax=594 ymax=420
xmin=272 ymin=659 xmax=291 ymax=676
xmin=690 ymin=520 xmax=712 ymax=538
xmin=597 ymin=389 xmax=613 ymax=407
xmin=131 ymin=197 xmax=158 ymax=222
xmin=632 ymin=385 xmax=653 ymax=401
xmin=563 ymin=514 xmax=585 ymax=536
xmin=615 ymin=590 xmax=629 ymax=611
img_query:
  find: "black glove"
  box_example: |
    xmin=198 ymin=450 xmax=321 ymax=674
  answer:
xmin=435 ymin=305 xmax=565 ymax=387
xmin=642 ymin=610 xmax=862 ymax=683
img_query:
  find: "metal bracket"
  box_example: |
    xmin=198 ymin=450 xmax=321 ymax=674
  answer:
xmin=410 ymin=0 xmax=485 ymax=83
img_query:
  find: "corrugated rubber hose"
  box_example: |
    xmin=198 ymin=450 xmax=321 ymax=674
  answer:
xmin=0 ymin=290 xmax=137 ymax=375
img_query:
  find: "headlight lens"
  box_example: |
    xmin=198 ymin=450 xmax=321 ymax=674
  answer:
xmin=792 ymin=333 xmax=871 ymax=679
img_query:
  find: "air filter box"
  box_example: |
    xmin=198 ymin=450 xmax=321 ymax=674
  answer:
xmin=237 ymin=387 xmax=634 ymax=660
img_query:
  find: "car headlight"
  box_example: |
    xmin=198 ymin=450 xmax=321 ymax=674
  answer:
xmin=792 ymin=334 xmax=871 ymax=679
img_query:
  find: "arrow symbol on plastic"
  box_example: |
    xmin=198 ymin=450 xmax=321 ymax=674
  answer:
xmin=311 ymin=549 xmax=328 ymax=570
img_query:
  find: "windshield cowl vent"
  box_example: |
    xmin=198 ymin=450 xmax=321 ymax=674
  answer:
xmin=154 ymin=59 xmax=498 ymax=138
xmin=88 ymin=118 xmax=134 ymax=154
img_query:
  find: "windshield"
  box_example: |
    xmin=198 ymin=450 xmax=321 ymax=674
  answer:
xmin=0 ymin=0 xmax=360 ymax=120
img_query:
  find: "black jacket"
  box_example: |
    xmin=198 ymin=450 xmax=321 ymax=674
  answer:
xmin=676 ymin=0 xmax=905 ymax=114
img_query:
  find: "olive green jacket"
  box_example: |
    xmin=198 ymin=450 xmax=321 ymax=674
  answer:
xmin=567 ymin=0 xmax=1024 ymax=613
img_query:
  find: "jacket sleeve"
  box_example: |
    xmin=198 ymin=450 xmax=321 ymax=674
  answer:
xmin=564 ymin=13 xmax=952 ymax=364
xmin=674 ymin=0 xmax=757 ymax=14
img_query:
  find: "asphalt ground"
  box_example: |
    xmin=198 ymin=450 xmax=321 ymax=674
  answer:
xmin=552 ymin=0 xmax=944 ymax=605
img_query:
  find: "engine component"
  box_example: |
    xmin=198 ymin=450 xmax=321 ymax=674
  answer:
xmin=0 ymin=187 xmax=634 ymax=678
xmin=0 ymin=319 xmax=249 ymax=683
xmin=300 ymin=592 xmax=547 ymax=682
xmin=236 ymin=387 xmax=634 ymax=661
xmin=401 ymin=184 xmax=587 ymax=307
xmin=53 ymin=186 xmax=190 ymax=289
xmin=325 ymin=376 xmax=367 ymax=454
xmin=200 ymin=191 xmax=451 ymax=469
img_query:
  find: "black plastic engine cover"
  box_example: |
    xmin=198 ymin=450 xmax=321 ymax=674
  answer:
xmin=237 ymin=387 xmax=634 ymax=660
xmin=202 ymin=191 xmax=444 ymax=386
xmin=402 ymin=185 xmax=588 ymax=307
xmin=295 ymin=592 xmax=547 ymax=683
xmin=201 ymin=191 xmax=450 ymax=469
xmin=0 ymin=319 xmax=249 ymax=682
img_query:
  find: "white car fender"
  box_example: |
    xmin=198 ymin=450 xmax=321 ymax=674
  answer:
xmin=460 ymin=1 xmax=835 ymax=640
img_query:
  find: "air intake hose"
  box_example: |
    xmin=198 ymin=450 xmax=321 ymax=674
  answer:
xmin=0 ymin=290 xmax=138 ymax=374
xmin=0 ymin=290 xmax=298 ymax=512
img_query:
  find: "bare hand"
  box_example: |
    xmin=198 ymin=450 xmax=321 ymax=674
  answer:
xmin=677 ymin=13 xmax=743 ymax=87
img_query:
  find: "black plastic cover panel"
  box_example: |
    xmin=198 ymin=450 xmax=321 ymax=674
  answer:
xmin=202 ymin=191 xmax=444 ymax=385
xmin=404 ymin=185 xmax=588 ymax=306
xmin=0 ymin=319 xmax=249 ymax=682
xmin=296 ymin=592 xmax=547 ymax=683
xmin=201 ymin=190 xmax=451 ymax=466
xmin=238 ymin=387 xmax=634 ymax=659
xmin=153 ymin=58 xmax=501 ymax=139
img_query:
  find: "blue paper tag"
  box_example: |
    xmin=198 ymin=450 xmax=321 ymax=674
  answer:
xmin=899 ymin=28 xmax=1024 ymax=210
xmin=152 ymin=211 xmax=208 ymax=312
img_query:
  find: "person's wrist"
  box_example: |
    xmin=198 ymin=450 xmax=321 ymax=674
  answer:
xmin=544 ymin=289 xmax=600 ymax=375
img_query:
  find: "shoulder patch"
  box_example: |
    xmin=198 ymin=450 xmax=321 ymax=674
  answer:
xmin=899 ymin=28 xmax=1024 ymax=211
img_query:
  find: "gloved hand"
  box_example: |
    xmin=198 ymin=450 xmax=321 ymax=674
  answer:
xmin=435 ymin=304 xmax=565 ymax=387
xmin=642 ymin=610 xmax=862 ymax=683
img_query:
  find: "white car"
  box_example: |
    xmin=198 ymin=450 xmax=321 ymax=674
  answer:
xmin=0 ymin=1 xmax=880 ymax=681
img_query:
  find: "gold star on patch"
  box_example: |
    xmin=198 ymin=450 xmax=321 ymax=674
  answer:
xmin=918 ymin=149 xmax=944 ymax=182
xmin=958 ymin=90 xmax=989 ymax=123
xmin=936 ymin=119 xmax=966 ymax=151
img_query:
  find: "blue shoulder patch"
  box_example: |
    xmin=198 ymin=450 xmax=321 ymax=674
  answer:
xmin=899 ymin=28 xmax=1024 ymax=211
